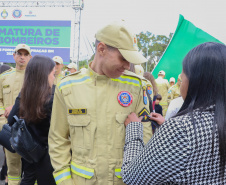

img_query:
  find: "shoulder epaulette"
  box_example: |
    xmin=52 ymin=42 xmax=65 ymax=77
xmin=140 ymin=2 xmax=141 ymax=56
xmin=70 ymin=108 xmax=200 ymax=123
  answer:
xmin=0 ymin=68 xmax=15 ymax=78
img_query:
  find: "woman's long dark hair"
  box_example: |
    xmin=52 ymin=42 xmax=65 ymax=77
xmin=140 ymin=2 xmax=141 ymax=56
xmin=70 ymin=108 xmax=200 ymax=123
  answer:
xmin=177 ymin=42 xmax=226 ymax=172
xmin=19 ymin=55 xmax=55 ymax=123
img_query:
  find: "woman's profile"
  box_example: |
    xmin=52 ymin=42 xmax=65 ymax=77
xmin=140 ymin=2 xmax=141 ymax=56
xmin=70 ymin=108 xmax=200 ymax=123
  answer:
xmin=122 ymin=42 xmax=226 ymax=184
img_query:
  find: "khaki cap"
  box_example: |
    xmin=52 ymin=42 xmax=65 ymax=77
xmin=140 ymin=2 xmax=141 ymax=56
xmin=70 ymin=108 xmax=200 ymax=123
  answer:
xmin=95 ymin=21 xmax=147 ymax=64
xmin=158 ymin=70 xmax=165 ymax=76
xmin=169 ymin=77 xmax=175 ymax=83
xmin=134 ymin=65 xmax=144 ymax=76
xmin=52 ymin=56 xmax=63 ymax=64
xmin=15 ymin=44 xmax=31 ymax=55
xmin=67 ymin=63 xmax=77 ymax=69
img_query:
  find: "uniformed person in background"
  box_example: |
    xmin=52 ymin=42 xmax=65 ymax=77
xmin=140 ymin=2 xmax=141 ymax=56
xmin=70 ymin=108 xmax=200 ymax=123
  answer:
xmin=66 ymin=62 xmax=77 ymax=74
xmin=48 ymin=21 xmax=153 ymax=185
xmin=134 ymin=64 xmax=144 ymax=77
xmin=155 ymin=70 xmax=170 ymax=117
xmin=0 ymin=44 xmax=32 ymax=185
xmin=169 ymin=77 xmax=175 ymax=87
xmin=167 ymin=74 xmax=182 ymax=104
xmin=52 ymin=56 xmax=64 ymax=85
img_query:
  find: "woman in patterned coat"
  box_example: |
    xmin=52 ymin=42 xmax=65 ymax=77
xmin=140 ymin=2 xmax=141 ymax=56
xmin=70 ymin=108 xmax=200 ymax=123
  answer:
xmin=122 ymin=42 xmax=226 ymax=185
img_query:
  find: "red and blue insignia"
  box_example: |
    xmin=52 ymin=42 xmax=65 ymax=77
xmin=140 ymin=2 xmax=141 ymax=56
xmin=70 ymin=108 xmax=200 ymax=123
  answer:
xmin=138 ymin=107 xmax=150 ymax=122
xmin=117 ymin=91 xmax=133 ymax=107
xmin=143 ymin=86 xmax=147 ymax=105
xmin=147 ymin=85 xmax=152 ymax=95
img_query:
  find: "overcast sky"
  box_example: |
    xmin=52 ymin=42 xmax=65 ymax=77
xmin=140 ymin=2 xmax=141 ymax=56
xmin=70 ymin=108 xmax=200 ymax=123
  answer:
xmin=80 ymin=0 xmax=226 ymax=58
xmin=6 ymin=0 xmax=226 ymax=60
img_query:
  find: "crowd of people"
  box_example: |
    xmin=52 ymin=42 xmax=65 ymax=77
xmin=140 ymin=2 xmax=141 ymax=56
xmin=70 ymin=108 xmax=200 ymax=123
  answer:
xmin=0 ymin=20 xmax=225 ymax=185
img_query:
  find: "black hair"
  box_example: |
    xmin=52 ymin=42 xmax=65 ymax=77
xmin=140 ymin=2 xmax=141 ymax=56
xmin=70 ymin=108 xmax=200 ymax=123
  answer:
xmin=156 ymin=94 xmax=162 ymax=100
xmin=177 ymin=42 xmax=226 ymax=174
xmin=0 ymin=64 xmax=11 ymax=74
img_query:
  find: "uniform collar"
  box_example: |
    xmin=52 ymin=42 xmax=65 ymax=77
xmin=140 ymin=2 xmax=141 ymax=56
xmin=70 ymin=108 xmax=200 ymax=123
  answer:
xmin=88 ymin=62 xmax=109 ymax=81
xmin=16 ymin=68 xmax=25 ymax=73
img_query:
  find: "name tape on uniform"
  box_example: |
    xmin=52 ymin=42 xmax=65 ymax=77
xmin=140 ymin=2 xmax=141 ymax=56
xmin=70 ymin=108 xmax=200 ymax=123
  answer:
xmin=68 ymin=109 xmax=87 ymax=115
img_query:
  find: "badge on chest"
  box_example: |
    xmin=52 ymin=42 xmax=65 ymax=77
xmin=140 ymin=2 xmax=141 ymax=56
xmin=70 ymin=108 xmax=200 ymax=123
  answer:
xmin=117 ymin=91 xmax=133 ymax=107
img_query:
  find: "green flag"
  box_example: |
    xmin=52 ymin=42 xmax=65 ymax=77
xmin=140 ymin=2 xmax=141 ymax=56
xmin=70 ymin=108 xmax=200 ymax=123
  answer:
xmin=152 ymin=14 xmax=223 ymax=81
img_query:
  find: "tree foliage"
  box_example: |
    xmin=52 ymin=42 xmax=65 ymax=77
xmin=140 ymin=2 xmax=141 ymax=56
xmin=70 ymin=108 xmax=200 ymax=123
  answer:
xmin=137 ymin=31 xmax=173 ymax=72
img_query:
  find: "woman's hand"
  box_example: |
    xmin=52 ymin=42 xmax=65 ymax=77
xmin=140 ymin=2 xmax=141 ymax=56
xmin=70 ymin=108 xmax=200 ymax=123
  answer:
xmin=124 ymin=112 xmax=143 ymax=127
xmin=149 ymin=112 xmax=165 ymax=125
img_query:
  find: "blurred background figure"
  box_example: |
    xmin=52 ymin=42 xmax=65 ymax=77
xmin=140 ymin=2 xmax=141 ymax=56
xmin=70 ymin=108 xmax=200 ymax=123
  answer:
xmin=67 ymin=63 xmax=77 ymax=74
xmin=52 ymin=56 xmax=64 ymax=85
xmin=165 ymin=96 xmax=184 ymax=120
xmin=169 ymin=77 xmax=175 ymax=87
xmin=167 ymin=74 xmax=182 ymax=104
xmin=0 ymin=44 xmax=32 ymax=185
xmin=134 ymin=65 xmax=144 ymax=77
xmin=155 ymin=70 xmax=170 ymax=117
xmin=154 ymin=94 xmax=162 ymax=115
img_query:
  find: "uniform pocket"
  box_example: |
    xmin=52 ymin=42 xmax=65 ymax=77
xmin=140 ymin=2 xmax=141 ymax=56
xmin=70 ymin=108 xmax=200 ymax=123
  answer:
xmin=68 ymin=114 xmax=91 ymax=149
xmin=115 ymin=113 xmax=128 ymax=149
xmin=3 ymin=87 xmax=11 ymax=107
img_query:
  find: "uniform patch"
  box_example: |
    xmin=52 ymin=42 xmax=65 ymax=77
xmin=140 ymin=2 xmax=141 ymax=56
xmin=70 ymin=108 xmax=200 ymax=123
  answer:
xmin=143 ymin=86 xmax=147 ymax=105
xmin=68 ymin=109 xmax=87 ymax=115
xmin=147 ymin=85 xmax=152 ymax=95
xmin=117 ymin=91 xmax=133 ymax=107
xmin=3 ymin=85 xmax=9 ymax=88
xmin=138 ymin=107 xmax=150 ymax=122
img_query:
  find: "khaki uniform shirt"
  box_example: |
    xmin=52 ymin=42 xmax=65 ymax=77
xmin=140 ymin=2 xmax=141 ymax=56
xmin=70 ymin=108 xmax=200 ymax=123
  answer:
xmin=54 ymin=73 xmax=65 ymax=85
xmin=0 ymin=68 xmax=25 ymax=128
xmin=167 ymin=83 xmax=180 ymax=104
xmin=48 ymin=65 xmax=153 ymax=185
xmin=155 ymin=76 xmax=170 ymax=106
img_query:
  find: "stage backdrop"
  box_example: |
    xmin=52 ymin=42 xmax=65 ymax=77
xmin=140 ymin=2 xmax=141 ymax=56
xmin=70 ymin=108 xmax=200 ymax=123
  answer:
xmin=0 ymin=7 xmax=73 ymax=64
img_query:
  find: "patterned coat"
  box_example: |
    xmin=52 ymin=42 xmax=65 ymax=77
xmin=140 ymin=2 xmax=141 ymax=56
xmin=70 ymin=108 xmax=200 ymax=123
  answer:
xmin=122 ymin=105 xmax=226 ymax=184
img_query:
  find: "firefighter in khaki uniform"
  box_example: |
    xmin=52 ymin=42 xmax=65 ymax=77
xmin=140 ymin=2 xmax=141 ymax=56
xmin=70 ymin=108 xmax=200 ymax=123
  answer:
xmin=0 ymin=44 xmax=32 ymax=185
xmin=167 ymin=74 xmax=182 ymax=104
xmin=155 ymin=70 xmax=170 ymax=117
xmin=48 ymin=21 xmax=153 ymax=185
xmin=52 ymin=56 xmax=65 ymax=85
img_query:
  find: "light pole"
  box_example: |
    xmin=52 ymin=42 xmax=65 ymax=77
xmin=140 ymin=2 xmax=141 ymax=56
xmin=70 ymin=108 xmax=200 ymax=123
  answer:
xmin=146 ymin=43 xmax=149 ymax=72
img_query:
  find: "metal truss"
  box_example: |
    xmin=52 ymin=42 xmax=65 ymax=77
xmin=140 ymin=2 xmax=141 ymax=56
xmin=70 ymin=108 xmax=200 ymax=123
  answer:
xmin=0 ymin=0 xmax=83 ymax=64
xmin=0 ymin=1 xmax=75 ymax=7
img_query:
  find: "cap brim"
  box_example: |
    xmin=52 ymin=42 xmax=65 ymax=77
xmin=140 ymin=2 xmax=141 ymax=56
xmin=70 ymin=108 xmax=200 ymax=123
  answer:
xmin=55 ymin=61 xmax=62 ymax=64
xmin=119 ymin=49 xmax=147 ymax=64
xmin=16 ymin=48 xmax=31 ymax=55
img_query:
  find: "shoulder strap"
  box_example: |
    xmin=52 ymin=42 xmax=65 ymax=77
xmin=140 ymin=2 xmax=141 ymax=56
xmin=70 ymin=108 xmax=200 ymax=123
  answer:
xmin=13 ymin=115 xmax=20 ymax=123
